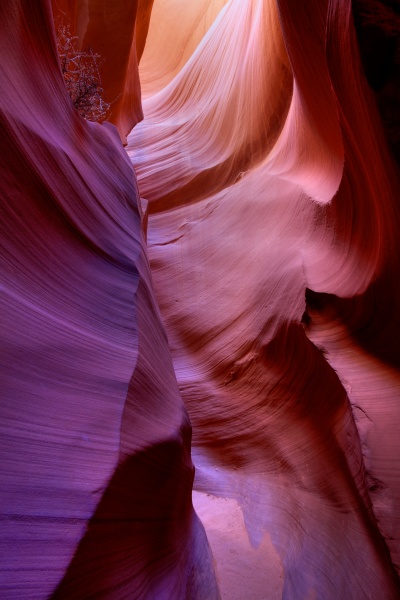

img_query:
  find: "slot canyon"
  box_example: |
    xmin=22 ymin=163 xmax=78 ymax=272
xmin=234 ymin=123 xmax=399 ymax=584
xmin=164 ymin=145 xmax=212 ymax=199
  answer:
xmin=1 ymin=0 xmax=400 ymax=598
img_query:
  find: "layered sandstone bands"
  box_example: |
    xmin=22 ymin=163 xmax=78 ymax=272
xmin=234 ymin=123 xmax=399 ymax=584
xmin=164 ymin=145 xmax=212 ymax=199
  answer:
xmin=1 ymin=0 xmax=400 ymax=598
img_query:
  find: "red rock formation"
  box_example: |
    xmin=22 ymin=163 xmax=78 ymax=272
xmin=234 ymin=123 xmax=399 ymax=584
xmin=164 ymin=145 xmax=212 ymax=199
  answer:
xmin=0 ymin=1 xmax=219 ymax=598
xmin=51 ymin=0 xmax=155 ymax=139
xmin=127 ymin=0 xmax=400 ymax=597
xmin=2 ymin=0 xmax=400 ymax=598
xmin=132 ymin=0 xmax=294 ymax=211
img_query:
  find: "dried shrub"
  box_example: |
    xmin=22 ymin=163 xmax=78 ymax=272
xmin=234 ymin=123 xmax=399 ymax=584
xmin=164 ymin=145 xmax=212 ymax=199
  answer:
xmin=56 ymin=23 xmax=110 ymax=122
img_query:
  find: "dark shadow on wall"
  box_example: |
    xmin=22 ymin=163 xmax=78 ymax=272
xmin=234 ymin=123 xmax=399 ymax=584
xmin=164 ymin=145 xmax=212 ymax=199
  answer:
xmin=352 ymin=0 xmax=400 ymax=165
xmin=304 ymin=285 xmax=400 ymax=371
xmin=51 ymin=438 xmax=194 ymax=599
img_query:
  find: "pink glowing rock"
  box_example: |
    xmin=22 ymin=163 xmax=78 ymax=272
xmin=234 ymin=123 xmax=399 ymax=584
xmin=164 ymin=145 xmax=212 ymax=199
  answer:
xmin=138 ymin=0 xmax=230 ymax=99
xmin=127 ymin=0 xmax=400 ymax=597
xmin=130 ymin=0 xmax=293 ymax=210
xmin=2 ymin=0 xmax=400 ymax=597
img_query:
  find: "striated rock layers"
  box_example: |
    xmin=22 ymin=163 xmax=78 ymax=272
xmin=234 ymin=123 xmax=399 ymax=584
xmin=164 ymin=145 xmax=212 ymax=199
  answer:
xmin=127 ymin=0 xmax=400 ymax=597
xmin=2 ymin=0 xmax=400 ymax=598
xmin=0 ymin=1 xmax=219 ymax=598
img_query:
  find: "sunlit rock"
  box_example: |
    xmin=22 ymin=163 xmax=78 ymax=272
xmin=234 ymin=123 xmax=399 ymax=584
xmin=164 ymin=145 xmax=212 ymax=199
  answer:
xmin=2 ymin=0 xmax=400 ymax=597
xmin=128 ymin=0 xmax=400 ymax=597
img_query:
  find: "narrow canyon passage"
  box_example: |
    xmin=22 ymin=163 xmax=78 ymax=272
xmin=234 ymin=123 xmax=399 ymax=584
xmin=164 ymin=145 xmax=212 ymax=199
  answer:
xmin=1 ymin=0 xmax=400 ymax=598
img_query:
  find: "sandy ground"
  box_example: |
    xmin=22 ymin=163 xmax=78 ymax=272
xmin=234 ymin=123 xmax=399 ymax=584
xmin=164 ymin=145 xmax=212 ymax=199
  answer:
xmin=192 ymin=491 xmax=284 ymax=600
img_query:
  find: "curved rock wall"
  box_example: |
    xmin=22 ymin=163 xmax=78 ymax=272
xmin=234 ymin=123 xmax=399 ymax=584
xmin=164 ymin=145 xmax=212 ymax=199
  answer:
xmin=51 ymin=0 xmax=155 ymax=139
xmin=127 ymin=0 xmax=400 ymax=597
xmin=2 ymin=0 xmax=400 ymax=597
xmin=0 ymin=1 xmax=218 ymax=598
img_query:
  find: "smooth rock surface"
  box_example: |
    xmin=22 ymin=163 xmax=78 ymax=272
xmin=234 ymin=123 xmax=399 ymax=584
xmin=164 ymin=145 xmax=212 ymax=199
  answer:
xmin=127 ymin=0 xmax=400 ymax=597
xmin=0 ymin=1 xmax=219 ymax=598
xmin=2 ymin=0 xmax=400 ymax=598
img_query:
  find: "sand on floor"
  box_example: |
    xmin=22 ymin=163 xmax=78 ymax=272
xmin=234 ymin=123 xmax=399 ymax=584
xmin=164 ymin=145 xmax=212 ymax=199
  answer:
xmin=192 ymin=491 xmax=284 ymax=600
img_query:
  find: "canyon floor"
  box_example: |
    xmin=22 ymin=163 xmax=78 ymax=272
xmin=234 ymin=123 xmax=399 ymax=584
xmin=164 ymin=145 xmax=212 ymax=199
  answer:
xmin=193 ymin=492 xmax=284 ymax=599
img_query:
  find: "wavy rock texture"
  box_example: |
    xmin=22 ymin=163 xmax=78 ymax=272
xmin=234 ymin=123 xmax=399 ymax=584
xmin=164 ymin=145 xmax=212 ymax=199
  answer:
xmin=0 ymin=1 xmax=219 ymax=598
xmin=139 ymin=0 xmax=230 ymax=99
xmin=127 ymin=0 xmax=400 ymax=597
xmin=2 ymin=0 xmax=400 ymax=598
